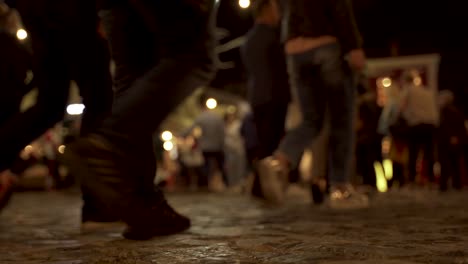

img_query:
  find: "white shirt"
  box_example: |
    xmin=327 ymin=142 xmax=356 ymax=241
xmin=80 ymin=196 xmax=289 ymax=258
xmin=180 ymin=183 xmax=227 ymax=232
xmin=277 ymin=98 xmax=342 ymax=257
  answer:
xmin=401 ymin=84 xmax=439 ymax=127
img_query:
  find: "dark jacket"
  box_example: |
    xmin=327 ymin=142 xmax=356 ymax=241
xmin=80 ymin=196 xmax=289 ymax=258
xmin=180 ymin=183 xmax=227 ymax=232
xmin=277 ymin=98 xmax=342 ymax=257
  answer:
xmin=283 ymin=0 xmax=362 ymax=53
xmin=438 ymin=104 xmax=468 ymax=146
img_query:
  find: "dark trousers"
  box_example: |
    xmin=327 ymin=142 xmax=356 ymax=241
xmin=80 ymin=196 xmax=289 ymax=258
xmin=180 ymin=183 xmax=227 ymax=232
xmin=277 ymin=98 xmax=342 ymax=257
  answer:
xmin=407 ymin=124 xmax=436 ymax=183
xmin=250 ymin=102 xmax=288 ymax=196
xmin=96 ymin=0 xmax=216 ymax=197
xmin=253 ymin=103 xmax=289 ymax=160
xmin=202 ymin=151 xmax=228 ymax=186
xmin=0 ymin=0 xmax=113 ymax=172
xmin=356 ymin=137 xmax=382 ymax=187
xmin=439 ymin=142 xmax=463 ymax=190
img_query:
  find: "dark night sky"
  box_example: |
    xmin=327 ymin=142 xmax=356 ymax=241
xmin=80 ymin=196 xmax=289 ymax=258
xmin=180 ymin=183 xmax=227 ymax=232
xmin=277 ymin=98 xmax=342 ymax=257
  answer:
xmin=213 ymin=0 xmax=468 ymax=111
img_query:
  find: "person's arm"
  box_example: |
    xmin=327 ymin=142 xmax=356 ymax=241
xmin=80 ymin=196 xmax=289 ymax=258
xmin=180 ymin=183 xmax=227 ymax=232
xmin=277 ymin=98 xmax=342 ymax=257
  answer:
xmin=329 ymin=0 xmax=363 ymax=54
xmin=329 ymin=0 xmax=366 ymax=71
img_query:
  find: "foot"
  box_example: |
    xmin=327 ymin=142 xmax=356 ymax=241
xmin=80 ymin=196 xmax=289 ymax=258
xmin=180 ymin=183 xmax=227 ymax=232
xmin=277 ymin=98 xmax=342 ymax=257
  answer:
xmin=81 ymin=203 xmax=123 ymax=234
xmin=0 ymin=170 xmax=17 ymax=211
xmin=64 ymin=134 xmax=190 ymax=240
xmin=257 ymin=157 xmax=289 ymax=204
xmin=311 ymin=183 xmax=324 ymax=204
xmin=122 ymin=199 xmax=191 ymax=240
xmin=328 ymin=184 xmax=369 ymax=210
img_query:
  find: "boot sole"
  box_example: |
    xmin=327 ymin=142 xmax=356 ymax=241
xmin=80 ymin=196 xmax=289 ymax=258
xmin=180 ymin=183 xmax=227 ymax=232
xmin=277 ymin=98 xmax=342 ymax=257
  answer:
xmin=122 ymin=222 xmax=191 ymax=240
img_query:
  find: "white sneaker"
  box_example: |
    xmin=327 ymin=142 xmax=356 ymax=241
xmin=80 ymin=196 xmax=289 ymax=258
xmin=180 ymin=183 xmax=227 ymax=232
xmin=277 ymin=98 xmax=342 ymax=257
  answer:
xmin=257 ymin=157 xmax=289 ymax=204
xmin=328 ymin=184 xmax=369 ymax=210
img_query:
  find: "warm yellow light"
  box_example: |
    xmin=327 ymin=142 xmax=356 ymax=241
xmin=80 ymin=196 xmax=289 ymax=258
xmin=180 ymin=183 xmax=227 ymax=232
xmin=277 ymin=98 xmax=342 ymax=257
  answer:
xmin=16 ymin=29 xmax=28 ymax=40
xmin=413 ymin=76 xmax=422 ymax=86
xmin=58 ymin=145 xmax=66 ymax=154
xmin=239 ymin=0 xmax=250 ymax=8
xmin=206 ymin=98 xmax=217 ymax=110
xmin=163 ymin=141 xmax=174 ymax=151
xmin=374 ymin=161 xmax=388 ymax=193
xmin=161 ymin=131 xmax=173 ymax=141
xmin=383 ymin=159 xmax=393 ymax=180
xmin=382 ymin=77 xmax=392 ymax=88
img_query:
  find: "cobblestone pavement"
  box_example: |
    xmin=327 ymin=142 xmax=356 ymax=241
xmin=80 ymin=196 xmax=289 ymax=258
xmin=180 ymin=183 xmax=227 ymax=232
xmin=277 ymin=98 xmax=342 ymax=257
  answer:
xmin=0 ymin=188 xmax=467 ymax=264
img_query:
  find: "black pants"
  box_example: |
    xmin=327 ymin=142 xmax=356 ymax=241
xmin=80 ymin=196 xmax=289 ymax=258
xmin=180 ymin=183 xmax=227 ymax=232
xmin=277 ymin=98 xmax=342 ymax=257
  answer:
xmin=407 ymin=124 xmax=436 ymax=183
xmin=439 ymin=142 xmax=463 ymax=190
xmin=356 ymin=137 xmax=382 ymax=187
xmin=93 ymin=0 xmax=215 ymax=201
xmin=202 ymin=151 xmax=228 ymax=186
xmin=0 ymin=0 xmax=113 ymax=172
xmin=250 ymin=102 xmax=288 ymax=196
xmin=253 ymin=102 xmax=288 ymax=159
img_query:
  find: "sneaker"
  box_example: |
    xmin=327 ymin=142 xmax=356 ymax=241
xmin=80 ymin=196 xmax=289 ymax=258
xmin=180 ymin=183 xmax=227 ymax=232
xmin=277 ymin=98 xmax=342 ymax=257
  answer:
xmin=257 ymin=157 xmax=289 ymax=204
xmin=328 ymin=184 xmax=369 ymax=210
xmin=122 ymin=200 xmax=191 ymax=240
xmin=0 ymin=170 xmax=16 ymax=211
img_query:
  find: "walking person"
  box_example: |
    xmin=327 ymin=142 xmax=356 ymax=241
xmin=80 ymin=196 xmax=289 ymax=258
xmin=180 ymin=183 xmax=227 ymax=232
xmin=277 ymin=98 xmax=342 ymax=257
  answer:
xmin=258 ymin=0 xmax=369 ymax=209
xmin=241 ymin=0 xmax=290 ymax=198
xmin=64 ymin=0 xmax=217 ymax=240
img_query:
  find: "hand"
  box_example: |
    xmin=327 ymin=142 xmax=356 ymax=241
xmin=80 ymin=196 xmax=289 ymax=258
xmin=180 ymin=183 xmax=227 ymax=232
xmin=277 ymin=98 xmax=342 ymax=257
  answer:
xmin=348 ymin=49 xmax=366 ymax=71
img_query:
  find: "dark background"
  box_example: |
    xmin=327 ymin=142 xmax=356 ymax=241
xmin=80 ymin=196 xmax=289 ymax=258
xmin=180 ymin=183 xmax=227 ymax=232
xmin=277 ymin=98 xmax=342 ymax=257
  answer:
xmin=213 ymin=0 xmax=468 ymax=114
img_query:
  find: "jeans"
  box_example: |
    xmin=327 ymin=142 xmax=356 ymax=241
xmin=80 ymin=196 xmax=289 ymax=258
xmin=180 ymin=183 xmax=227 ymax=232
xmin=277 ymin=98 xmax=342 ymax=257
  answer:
xmin=278 ymin=43 xmax=355 ymax=184
xmin=98 ymin=0 xmax=216 ymax=191
xmin=0 ymin=0 xmax=113 ymax=172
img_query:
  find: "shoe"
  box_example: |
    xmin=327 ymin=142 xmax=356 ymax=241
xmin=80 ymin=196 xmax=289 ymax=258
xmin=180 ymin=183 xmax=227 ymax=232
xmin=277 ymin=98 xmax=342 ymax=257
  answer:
xmin=311 ymin=183 xmax=324 ymax=205
xmin=328 ymin=184 xmax=369 ymax=210
xmin=64 ymin=134 xmax=190 ymax=240
xmin=122 ymin=199 xmax=191 ymax=240
xmin=257 ymin=157 xmax=289 ymax=204
xmin=81 ymin=203 xmax=123 ymax=234
xmin=0 ymin=170 xmax=16 ymax=212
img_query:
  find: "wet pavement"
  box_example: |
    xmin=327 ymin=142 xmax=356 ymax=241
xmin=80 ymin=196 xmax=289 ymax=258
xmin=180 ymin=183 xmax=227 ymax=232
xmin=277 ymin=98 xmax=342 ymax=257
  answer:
xmin=0 ymin=188 xmax=467 ymax=264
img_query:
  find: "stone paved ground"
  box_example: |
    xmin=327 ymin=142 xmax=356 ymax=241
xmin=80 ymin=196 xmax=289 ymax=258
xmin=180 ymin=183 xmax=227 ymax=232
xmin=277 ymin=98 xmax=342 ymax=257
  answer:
xmin=0 ymin=189 xmax=467 ymax=264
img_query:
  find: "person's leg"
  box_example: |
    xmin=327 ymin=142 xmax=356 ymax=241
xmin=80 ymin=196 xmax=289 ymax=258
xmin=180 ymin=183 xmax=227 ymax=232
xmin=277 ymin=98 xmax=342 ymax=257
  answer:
xmin=258 ymin=48 xmax=328 ymax=203
xmin=311 ymin=112 xmax=330 ymax=182
xmin=275 ymin=54 xmax=327 ymax=169
xmin=407 ymin=128 xmax=420 ymax=184
xmin=452 ymin=146 xmax=463 ymax=190
xmin=201 ymin=152 xmax=213 ymax=186
xmin=251 ymin=104 xmax=271 ymax=197
xmin=310 ymin=115 xmax=330 ymax=204
xmin=318 ymin=45 xmax=368 ymax=208
xmin=362 ymin=138 xmax=380 ymax=188
xmin=71 ymin=28 xmax=114 ymax=223
xmin=89 ymin=2 xmax=167 ymax=212
xmin=65 ymin=0 xmax=217 ymax=240
xmin=422 ymin=125 xmax=435 ymax=183
xmin=325 ymin=57 xmax=355 ymax=187
xmin=75 ymin=33 xmax=113 ymax=136
xmin=438 ymin=141 xmax=451 ymax=191
xmin=214 ymin=151 xmax=228 ymax=187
